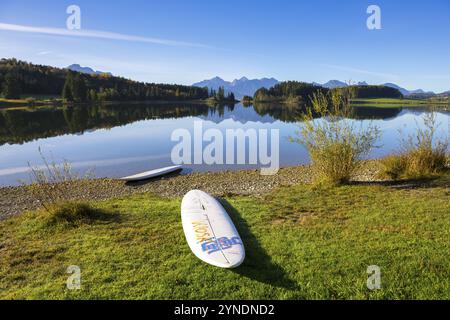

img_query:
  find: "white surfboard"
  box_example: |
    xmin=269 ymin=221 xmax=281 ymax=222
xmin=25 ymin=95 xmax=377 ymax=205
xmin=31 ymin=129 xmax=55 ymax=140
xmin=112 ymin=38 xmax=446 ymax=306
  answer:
xmin=181 ymin=190 xmax=245 ymax=268
xmin=119 ymin=165 xmax=182 ymax=182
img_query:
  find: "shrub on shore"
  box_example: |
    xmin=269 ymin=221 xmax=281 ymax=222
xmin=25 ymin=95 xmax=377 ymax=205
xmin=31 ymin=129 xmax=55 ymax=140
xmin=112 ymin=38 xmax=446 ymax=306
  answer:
xmin=380 ymin=112 xmax=448 ymax=179
xmin=294 ymin=88 xmax=380 ymax=185
xmin=24 ymin=148 xmax=99 ymax=224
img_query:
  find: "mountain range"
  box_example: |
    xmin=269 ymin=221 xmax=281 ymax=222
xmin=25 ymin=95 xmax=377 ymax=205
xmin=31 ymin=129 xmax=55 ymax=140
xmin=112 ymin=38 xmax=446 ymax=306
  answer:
xmin=316 ymin=80 xmax=437 ymax=97
xmin=65 ymin=64 xmax=447 ymax=98
xmin=193 ymin=76 xmax=279 ymax=99
xmin=194 ymin=77 xmax=448 ymax=98
xmin=67 ymin=64 xmax=112 ymax=76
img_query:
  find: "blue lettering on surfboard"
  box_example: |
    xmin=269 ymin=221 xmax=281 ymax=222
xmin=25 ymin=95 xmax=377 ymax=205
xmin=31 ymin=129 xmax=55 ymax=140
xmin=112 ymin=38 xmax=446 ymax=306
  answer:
xmin=201 ymin=236 xmax=242 ymax=254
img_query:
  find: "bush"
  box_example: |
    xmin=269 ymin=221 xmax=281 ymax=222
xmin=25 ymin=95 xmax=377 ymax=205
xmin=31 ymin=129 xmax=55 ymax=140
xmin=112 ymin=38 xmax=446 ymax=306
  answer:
xmin=380 ymin=112 xmax=448 ymax=179
xmin=294 ymin=89 xmax=380 ymax=185
xmin=25 ymin=148 xmax=93 ymax=212
xmin=379 ymin=155 xmax=408 ymax=180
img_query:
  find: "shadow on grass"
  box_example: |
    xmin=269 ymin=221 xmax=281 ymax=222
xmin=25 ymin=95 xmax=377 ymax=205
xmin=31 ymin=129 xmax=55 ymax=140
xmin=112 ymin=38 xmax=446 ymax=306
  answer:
xmin=220 ymin=199 xmax=299 ymax=291
xmin=349 ymin=176 xmax=443 ymax=189
xmin=46 ymin=203 xmax=122 ymax=227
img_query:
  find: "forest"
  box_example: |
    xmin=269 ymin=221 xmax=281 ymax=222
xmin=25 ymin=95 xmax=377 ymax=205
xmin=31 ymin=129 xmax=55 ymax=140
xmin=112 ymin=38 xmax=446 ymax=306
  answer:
xmin=253 ymin=81 xmax=403 ymax=102
xmin=332 ymin=85 xmax=403 ymax=99
xmin=0 ymin=58 xmax=211 ymax=102
xmin=253 ymin=81 xmax=328 ymax=102
xmin=0 ymin=59 xmax=403 ymax=103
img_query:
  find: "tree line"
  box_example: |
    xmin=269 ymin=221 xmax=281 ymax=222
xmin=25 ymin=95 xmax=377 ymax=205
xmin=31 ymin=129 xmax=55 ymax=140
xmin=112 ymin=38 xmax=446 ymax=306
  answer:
xmin=209 ymin=86 xmax=236 ymax=103
xmin=253 ymin=81 xmax=328 ymax=102
xmin=332 ymin=85 xmax=403 ymax=99
xmin=0 ymin=58 xmax=211 ymax=102
xmin=253 ymin=81 xmax=403 ymax=102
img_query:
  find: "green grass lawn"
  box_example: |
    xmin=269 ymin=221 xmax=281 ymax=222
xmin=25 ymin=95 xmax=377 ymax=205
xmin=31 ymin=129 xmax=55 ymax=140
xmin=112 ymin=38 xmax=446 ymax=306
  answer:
xmin=1 ymin=175 xmax=449 ymax=299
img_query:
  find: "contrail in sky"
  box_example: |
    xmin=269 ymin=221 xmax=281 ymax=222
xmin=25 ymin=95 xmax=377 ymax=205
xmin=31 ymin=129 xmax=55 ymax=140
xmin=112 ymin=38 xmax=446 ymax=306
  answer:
xmin=0 ymin=22 xmax=211 ymax=48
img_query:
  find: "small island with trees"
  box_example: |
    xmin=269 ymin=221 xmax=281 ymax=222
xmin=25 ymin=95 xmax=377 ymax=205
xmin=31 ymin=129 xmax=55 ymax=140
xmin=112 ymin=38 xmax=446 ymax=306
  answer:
xmin=249 ymin=81 xmax=404 ymax=105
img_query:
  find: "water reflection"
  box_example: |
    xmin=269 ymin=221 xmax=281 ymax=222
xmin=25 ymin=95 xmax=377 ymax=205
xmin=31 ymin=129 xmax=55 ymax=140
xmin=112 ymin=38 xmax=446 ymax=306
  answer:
xmin=0 ymin=103 xmax=213 ymax=145
xmin=2 ymin=102 xmax=443 ymax=146
xmin=0 ymin=102 xmax=448 ymax=186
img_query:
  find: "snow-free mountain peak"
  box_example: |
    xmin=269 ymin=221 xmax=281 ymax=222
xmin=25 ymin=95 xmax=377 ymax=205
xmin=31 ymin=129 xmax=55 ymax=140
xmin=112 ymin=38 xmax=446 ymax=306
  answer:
xmin=193 ymin=76 xmax=279 ymax=98
xmin=67 ymin=64 xmax=112 ymax=76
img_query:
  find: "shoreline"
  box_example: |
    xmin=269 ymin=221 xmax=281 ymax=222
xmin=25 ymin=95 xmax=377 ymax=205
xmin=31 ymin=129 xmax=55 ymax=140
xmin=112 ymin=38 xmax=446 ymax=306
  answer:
xmin=0 ymin=163 xmax=382 ymax=220
xmin=0 ymin=98 xmax=241 ymax=111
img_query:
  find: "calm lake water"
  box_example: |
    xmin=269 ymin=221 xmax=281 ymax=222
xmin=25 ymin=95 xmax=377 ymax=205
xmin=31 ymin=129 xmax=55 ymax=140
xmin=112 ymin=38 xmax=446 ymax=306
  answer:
xmin=0 ymin=102 xmax=448 ymax=186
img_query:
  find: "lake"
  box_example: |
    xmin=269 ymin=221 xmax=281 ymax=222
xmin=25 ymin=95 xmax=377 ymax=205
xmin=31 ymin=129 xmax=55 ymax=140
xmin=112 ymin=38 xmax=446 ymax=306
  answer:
xmin=0 ymin=102 xmax=448 ymax=186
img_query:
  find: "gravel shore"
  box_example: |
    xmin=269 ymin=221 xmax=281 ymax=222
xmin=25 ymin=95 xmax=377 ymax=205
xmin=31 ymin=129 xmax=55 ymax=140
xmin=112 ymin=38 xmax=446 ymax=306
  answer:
xmin=0 ymin=163 xmax=382 ymax=220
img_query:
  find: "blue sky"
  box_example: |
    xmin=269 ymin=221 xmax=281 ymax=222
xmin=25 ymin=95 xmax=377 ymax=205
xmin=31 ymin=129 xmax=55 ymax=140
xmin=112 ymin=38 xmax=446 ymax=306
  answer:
xmin=0 ymin=0 xmax=449 ymax=92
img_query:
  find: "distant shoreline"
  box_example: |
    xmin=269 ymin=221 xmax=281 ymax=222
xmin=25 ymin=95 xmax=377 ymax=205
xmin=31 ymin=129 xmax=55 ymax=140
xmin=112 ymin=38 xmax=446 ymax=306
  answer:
xmin=0 ymin=98 xmax=236 ymax=110
xmin=2 ymin=97 xmax=448 ymax=111
xmin=351 ymin=98 xmax=450 ymax=106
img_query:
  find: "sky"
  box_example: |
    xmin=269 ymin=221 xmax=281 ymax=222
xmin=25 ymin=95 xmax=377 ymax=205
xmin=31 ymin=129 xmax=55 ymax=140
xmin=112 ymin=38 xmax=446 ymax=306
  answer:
xmin=0 ymin=0 xmax=449 ymax=92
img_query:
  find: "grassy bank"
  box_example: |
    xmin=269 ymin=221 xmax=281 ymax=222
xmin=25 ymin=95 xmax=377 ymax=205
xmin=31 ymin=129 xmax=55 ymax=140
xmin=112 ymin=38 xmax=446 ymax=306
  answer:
xmin=1 ymin=173 xmax=449 ymax=299
xmin=351 ymin=98 xmax=449 ymax=107
xmin=0 ymin=98 xmax=60 ymax=109
xmin=0 ymin=97 xmax=217 ymax=110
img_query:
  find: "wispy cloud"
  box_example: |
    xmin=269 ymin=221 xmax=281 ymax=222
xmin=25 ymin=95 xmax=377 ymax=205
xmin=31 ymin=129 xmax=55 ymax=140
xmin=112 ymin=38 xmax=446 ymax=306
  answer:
xmin=37 ymin=50 xmax=52 ymax=55
xmin=321 ymin=64 xmax=398 ymax=80
xmin=0 ymin=22 xmax=211 ymax=48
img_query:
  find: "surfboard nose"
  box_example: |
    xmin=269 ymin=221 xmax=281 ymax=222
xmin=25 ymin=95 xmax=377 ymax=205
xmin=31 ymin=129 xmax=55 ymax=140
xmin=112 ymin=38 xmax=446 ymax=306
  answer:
xmin=181 ymin=190 xmax=204 ymax=213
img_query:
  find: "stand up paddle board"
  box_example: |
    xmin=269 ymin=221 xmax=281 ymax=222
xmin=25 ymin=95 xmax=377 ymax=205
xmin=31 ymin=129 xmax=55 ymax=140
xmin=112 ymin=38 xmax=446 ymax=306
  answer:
xmin=119 ymin=165 xmax=182 ymax=182
xmin=181 ymin=190 xmax=245 ymax=268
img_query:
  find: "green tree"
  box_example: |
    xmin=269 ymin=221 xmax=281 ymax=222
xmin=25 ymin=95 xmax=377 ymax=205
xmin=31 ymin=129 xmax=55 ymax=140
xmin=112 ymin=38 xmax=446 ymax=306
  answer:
xmin=2 ymin=72 xmax=21 ymax=99
xmin=216 ymin=86 xmax=225 ymax=100
xmin=62 ymin=72 xmax=74 ymax=101
xmin=89 ymin=89 xmax=97 ymax=101
xmin=72 ymin=74 xmax=87 ymax=102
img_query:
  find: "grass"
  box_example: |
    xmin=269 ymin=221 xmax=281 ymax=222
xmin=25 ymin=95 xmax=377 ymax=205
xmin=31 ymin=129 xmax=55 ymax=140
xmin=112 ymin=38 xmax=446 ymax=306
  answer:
xmin=0 ymin=97 xmax=61 ymax=109
xmin=351 ymin=98 xmax=449 ymax=108
xmin=0 ymin=97 xmax=213 ymax=110
xmin=41 ymin=202 xmax=116 ymax=228
xmin=1 ymin=174 xmax=449 ymax=300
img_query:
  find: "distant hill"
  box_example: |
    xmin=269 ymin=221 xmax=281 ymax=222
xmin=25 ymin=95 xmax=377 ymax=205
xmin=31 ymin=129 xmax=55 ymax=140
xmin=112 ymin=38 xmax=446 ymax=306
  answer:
xmin=382 ymin=83 xmax=412 ymax=96
xmin=313 ymin=80 xmax=368 ymax=89
xmin=382 ymin=83 xmax=437 ymax=97
xmin=314 ymin=80 xmax=437 ymax=97
xmin=0 ymin=58 xmax=209 ymax=101
xmin=67 ymin=64 xmax=112 ymax=76
xmin=194 ymin=76 xmax=447 ymax=99
xmin=193 ymin=76 xmax=279 ymax=98
xmin=313 ymin=80 xmax=347 ymax=89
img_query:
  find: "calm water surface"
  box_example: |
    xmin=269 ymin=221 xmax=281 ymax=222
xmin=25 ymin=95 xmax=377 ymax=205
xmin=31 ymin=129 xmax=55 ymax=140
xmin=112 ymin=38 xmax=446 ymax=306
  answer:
xmin=0 ymin=102 xmax=448 ymax=186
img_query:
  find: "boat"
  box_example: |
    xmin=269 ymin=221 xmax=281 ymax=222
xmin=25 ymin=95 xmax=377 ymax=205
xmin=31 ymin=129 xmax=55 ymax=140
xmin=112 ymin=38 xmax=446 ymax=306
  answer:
xmin=119 ymin=165 xmax=182 ymax=182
